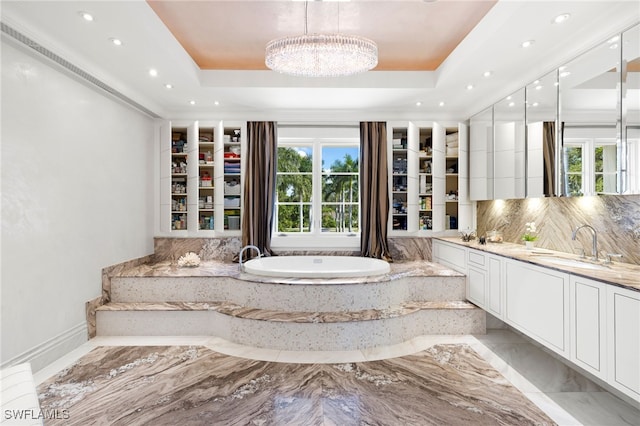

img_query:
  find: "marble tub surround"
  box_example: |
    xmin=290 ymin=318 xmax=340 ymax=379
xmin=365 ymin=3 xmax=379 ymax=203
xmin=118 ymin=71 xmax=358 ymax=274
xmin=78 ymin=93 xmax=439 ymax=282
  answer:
xmin=86 ymin=254 xmax=156 ymax=339
xmin=98 ymin=260 xmax=484 ymax=351
xmin=152 ymin=236 xmax=433 ymax=263
xmin=438 ymin=237 xmax=640 ymax=291
xmin=477 ymin=195 xmax=640 ymax=265
xmin=37 ymin=343 xmax=555 ymax=426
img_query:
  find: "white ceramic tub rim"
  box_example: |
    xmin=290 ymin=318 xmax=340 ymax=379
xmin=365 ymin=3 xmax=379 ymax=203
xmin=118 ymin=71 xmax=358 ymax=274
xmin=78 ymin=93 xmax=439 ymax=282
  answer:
xmin=243 ymin=255 xmax=390 ymax=278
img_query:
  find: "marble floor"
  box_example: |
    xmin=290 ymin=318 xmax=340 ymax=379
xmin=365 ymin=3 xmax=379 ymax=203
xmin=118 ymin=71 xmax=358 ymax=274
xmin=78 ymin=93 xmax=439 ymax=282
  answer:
xmin=34 ymin=330 xmax=640 ymax=426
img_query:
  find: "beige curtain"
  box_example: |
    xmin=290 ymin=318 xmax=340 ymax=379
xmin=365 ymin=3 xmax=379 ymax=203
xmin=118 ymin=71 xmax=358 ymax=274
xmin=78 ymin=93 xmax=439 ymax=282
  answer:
xmin=543 ymin=121 xmax=556 ymax=197
xmin=360 ymin=122 xmax=392 ymax=261
xmin=241 ymin=122 xmax=277 ymax=259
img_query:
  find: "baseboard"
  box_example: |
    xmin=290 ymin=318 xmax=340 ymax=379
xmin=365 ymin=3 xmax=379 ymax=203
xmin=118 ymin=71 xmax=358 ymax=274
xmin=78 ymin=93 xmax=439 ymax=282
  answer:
xmin=1 ymin=323 xmax=87 ymax=373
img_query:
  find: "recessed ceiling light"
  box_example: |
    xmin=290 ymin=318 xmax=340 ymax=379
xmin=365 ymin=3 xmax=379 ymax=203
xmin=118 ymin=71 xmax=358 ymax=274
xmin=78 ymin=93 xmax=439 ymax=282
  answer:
xmin=533 ymin=80 xmax=540 ymax=84
xmin=608 ymin=36 xmax=620 ymax=44
xmin=508 ymin=102 xmax=515 ymax=107
xmin=466 ymin=84 xmax=474 ymax=90
xmin=79 ymin=11 xmax=94 ymax=21
xmin=416 ymin=101 xmax=422 ymax=107
xmin=149 ymin=68 xmax=158 ymax=77
xmin=483 ymin=71 xmax=492 ymax=78
xmin=560 ymin=71 xmax=571 ymax=78
xmin=535 ymin=85 xmax=543 ymax=90
xmin=506 ymin=95 xmax=512 ymax=100
xmin=189 ymin=100 xmax=196 ymax=105
xmin=109 ymin=38 xmax=122 ymax=46
xmin=164 ymin=83 xmax=173 ymax=89
xmin=214 ymin=101 xmax=220 ymax=106
xmin=553 ymin=13 xmax=570 ymax=24
xmin=439 ymin=101 xmax=445 ymax=107
xmin=521 ymin=40 xmax=535 ymax=48
xmin=532 ymin=102 xmax=539 ymax=107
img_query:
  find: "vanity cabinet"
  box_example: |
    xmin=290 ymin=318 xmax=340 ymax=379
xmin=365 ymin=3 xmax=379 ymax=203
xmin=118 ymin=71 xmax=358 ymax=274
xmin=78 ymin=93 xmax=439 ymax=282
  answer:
xmin=434 ymin=238 xmax=639 ymax=403
xmin=467 ymin=250 xmax=504 ymax=319
xmin=607 ymin=285 xmax=640 ymax=400
xmin=504 ymin=260 xmax=570 ymax=357
xmin=570 ymin=276 xmax=607 ymax=380
xmin=432 ymin=239 xmax=467 ymax=274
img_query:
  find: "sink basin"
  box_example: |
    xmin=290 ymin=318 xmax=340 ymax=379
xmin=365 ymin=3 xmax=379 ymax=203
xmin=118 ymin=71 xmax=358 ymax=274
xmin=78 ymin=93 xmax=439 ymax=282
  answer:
xmin=534 ymin=256 xmax=609 ymax=271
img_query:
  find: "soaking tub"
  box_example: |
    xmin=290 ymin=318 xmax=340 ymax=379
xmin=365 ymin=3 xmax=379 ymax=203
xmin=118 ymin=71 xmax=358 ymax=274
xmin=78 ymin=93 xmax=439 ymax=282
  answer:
xmin=242 ymin=256 xmax=390 ymax=278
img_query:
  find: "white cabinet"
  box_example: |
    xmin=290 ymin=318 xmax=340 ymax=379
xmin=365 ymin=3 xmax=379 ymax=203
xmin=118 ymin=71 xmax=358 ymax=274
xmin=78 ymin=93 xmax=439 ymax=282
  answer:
xmin=504 ymin=260 xmax=570 ymax=357
xmin=432 ymin=239 xmax=467 ymax=274
xmin=466 ymin=248 xmax=503 ymax=319
xmin=607 ymin=285 xmax=640 ymax=401
xmin=570 ymin=276 xmax=607 ymax=380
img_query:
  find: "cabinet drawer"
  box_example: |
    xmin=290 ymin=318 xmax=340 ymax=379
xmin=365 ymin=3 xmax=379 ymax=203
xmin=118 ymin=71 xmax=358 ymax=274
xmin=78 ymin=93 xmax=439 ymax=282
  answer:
xmin=468 ymin=250 xmax=486 ymax=268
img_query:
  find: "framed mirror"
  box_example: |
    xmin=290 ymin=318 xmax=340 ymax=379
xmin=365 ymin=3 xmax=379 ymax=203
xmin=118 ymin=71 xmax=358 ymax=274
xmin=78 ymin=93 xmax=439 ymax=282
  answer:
xmin=526 ymin=71 xmax=559 ymax=197
xmin=469 ymin=106 xmax=494 ymax=201
xmin=623 ymin=23 xmax=639 ymax=194
xmin=559 ymin=35 xmax=621 ymax=196
xmin=493 ymin=88 xmax=526 ymax=200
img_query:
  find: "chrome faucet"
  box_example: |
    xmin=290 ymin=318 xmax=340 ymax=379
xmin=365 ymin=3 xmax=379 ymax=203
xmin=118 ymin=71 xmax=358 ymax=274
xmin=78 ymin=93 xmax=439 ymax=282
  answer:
xmin=239 ymin=245 xmax=262 ymax=272
xmin=571 ymin=224 xmax=598 ymax=261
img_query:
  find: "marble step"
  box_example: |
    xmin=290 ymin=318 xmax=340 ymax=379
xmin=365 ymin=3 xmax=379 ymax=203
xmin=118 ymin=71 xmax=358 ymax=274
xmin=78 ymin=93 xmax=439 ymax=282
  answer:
xmin=110 ymin=275 xmax=467 ymax=311
xmin=95 ymin=301 xmax=486 ymax=351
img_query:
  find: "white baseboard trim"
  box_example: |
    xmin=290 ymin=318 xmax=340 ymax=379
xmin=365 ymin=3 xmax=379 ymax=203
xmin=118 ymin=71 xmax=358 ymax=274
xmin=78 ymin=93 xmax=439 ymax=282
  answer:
xmin=1 ymin=323 xmax=88 ymax=373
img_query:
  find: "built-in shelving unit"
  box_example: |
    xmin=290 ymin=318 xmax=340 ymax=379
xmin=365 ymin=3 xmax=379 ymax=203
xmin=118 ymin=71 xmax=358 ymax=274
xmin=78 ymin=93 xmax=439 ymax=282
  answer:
xmin=222 ymin=126 xmax=242 ymax=231
xmin=171 ymin=126 xmax=188 ymax=231
xmin=445 ymin=128 xmax=459 ymax=230
xmin=391 ymin=127 xmax=408 ymax=231
xmin=198 ymin=125 xmax=215 ymax=231
xmin=418 ymin=126 xmax=433 ymax=230
xmin=387 ymin=121 xmax=469 ymax=235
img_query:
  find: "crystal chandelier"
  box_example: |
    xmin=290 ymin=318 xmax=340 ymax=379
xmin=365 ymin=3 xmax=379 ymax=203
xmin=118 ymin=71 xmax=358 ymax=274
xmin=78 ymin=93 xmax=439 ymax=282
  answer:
xmin=265 ymin=2 xmax=378 ymax=77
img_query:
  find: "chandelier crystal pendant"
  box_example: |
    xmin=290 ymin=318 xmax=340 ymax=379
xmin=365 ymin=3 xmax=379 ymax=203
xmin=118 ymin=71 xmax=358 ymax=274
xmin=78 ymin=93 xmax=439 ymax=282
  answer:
xmin=265 ymin=2 xmax=378 ymax=77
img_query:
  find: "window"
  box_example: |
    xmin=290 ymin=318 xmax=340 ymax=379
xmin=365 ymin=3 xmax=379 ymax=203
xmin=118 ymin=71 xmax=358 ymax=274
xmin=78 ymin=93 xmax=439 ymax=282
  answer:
xmin=273 ymin=126 xmax=360 ymax=249
xmin=564 ymin=131 xmax=618 ymax=195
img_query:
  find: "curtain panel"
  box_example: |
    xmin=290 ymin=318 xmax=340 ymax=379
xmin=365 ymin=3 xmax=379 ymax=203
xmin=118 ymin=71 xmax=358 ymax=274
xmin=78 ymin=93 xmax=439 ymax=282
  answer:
xmin=359 ymin=122 xmax=392 ymax=261
xmin=543 ymin=121 xmax=556 ymax=197
xmin=241 ymin=121 xmax=277 ymax=259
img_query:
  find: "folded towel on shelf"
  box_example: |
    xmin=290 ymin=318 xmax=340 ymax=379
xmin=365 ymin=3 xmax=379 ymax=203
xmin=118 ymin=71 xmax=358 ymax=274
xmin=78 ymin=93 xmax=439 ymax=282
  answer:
xmin=446 ymin=133 xmax=459 ymax=142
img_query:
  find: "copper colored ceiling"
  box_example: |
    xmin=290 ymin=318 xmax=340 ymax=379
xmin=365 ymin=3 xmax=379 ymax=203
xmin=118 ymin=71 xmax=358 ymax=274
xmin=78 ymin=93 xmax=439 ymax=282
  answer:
xmin=147 ymin=0 xmax=497 ymax=71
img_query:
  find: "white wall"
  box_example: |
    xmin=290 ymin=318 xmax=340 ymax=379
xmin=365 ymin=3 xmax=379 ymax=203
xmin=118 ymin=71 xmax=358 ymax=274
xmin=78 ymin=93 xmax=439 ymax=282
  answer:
xmin=1 ymin=40 xmax=155 ymax=371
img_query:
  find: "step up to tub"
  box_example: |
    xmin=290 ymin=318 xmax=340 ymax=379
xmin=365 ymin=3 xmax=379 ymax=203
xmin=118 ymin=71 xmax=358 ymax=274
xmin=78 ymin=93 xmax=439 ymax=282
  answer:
xmin=98 ymin=260 xmax=485 ymax=351
xmin=95 ymin=300 xmax=485 ymax=351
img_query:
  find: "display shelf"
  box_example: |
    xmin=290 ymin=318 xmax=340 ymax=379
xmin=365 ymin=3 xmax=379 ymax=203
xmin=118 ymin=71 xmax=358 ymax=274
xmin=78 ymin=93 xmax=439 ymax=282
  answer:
xmin=198 ymin=126 xmax=215 ymax=231
xmin=418 ymin=126 xmax=433 ymax=230
xmin=391 ymin=126 xmax=408 ymax=231
xmin=222 ymin=126 xmax=242 ymax=231
xmin=171 ymin=127 xmax=188 ymax=231
xmin=445 ymin=128 xmax=459 ymax=230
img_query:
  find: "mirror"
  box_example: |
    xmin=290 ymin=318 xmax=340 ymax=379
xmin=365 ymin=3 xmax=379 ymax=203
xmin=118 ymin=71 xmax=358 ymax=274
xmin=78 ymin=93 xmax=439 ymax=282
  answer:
xmin=526 ymin=71 xmax=558 ymax=197
xmin=623 ymin=24 xmax=639 ymax=194
xmin=559 ymin=34 xmax=621 ymax=196
xmin=469 ymin=106 xmax=494 ymax=200
xmin=493 ymin=88 xmax=526 ymax=199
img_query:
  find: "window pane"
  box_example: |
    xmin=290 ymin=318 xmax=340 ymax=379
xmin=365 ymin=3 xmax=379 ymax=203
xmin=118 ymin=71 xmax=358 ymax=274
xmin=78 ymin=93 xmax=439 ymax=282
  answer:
xmin=322 ymin=174 xmax=359 ymax=203
xmin=566 ymin=146 xmax=582 ymax=172
xmin=321 ymin=205 xmax=359 ymax=232
xmin=277 ymin=174 xmax=312 ymax=203
xmin=277 ymin=204 xmax=311 ymax=232
xmin=567 ymin=174 xmax=583 ymax=196
xmin=277 ymin=147 xmax=313 ymax=172
xmin=322 ymin=146 xmax=359 ymax=172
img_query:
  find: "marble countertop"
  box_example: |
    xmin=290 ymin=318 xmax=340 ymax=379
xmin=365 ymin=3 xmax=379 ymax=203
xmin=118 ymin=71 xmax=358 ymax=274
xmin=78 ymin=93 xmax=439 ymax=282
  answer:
xmin=436 ymin=237 xmax=640 ymax=292
xmin=116 ymin=259 xmax=463 ymax=285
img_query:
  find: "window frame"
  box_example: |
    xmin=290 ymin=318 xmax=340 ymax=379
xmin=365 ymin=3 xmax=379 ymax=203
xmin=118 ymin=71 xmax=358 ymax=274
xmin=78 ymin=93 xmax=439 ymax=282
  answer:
xmin=272 ymin=126 xmax=361 ymax=250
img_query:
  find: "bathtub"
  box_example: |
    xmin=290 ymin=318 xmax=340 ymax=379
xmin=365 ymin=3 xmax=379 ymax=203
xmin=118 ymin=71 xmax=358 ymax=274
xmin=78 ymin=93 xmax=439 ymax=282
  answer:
xmin=242 ymin=255 xmax=390 ymax=278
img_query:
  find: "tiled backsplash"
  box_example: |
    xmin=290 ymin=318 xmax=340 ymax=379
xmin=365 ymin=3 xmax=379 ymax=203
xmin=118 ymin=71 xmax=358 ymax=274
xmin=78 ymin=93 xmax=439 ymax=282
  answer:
xmin=476 ymin=195 xmax=640 ymax=265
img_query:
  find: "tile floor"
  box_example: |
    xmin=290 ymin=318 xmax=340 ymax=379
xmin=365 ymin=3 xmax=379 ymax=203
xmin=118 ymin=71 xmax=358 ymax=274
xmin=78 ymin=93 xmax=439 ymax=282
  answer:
xmin=34 ymin=329 xmax=640 ymax=426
